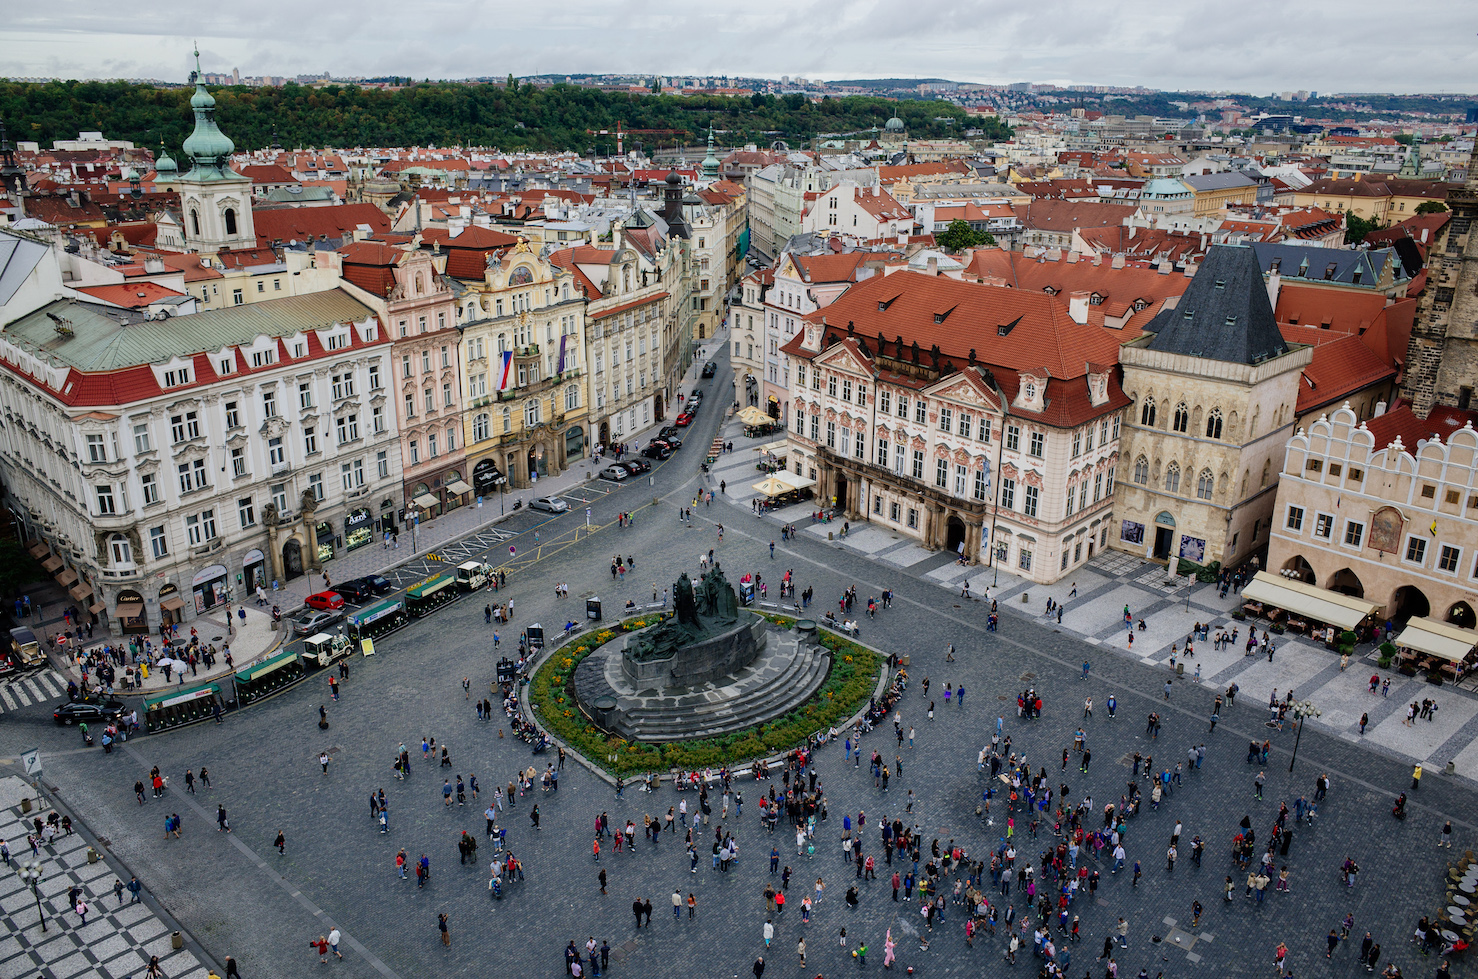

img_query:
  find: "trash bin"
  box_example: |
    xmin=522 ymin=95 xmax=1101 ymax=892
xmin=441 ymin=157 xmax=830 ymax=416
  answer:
xmin=586 ymin=598 xmax=602 ymax=621
xmin=20 ymin=797 xmax=30 ymax=814
xmin=171 ymin=931 xmax=183 ymax=950
xmin=87 ymin=847 xmax=98 ymax=864
xmin=1176 ymin=661 xmax=1185 ymax=677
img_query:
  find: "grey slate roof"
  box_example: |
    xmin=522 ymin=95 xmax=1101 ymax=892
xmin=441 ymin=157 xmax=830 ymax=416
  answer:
xmin=0 ymin=233 xmax=50 ymax=307
xmin=1181 ymin=171 xmax=1258 ymax=192
xmin=1247 ymin=242 xmax=1397 ymax=287
xmin=1143 ymin=244 xmax=1290 ymax=365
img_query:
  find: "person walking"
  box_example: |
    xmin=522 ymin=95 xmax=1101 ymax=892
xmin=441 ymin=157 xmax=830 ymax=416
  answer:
xmin=275 ymin=830 xmax=286 ymax=855
xmin=438 ymin=912 xmax=450 ymax=947
xmin=673 ymin=889 xmax=683 ymax=920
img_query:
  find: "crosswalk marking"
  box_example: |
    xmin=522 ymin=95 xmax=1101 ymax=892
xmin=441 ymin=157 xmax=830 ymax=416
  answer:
xmin=0 ymin=685 xmax=17 ymax=709
xmin=0 ymin=670 xmax=66 ymax=713
xmin=11 ymin=683 xmax=30 ymax=706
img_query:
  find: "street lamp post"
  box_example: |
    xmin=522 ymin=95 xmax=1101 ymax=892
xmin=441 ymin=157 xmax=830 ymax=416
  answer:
xmin=1288 ymin=699 xmax=1322 ymax=773
xmin=19 ymin=858 xmax=45 ymax=931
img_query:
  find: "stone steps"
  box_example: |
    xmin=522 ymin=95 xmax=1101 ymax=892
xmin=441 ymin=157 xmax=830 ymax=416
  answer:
xmin=625 ymin=645 xmax=831 ymax=740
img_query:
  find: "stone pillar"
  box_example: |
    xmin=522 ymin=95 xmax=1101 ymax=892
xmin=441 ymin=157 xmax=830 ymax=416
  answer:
xmin=266 ymin=522 xmax=283 ymax=584
xmin=965 ymin=519 xmax=984 ymax=564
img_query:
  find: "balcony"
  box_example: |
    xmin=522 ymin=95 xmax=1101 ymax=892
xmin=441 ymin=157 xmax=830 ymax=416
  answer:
xmin=515 ymin=344 xmax=540 ymax=358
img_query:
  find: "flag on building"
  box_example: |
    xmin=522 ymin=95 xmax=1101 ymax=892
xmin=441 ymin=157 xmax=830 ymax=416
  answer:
xmin=497 ymin=350 xmax=513 ymax=391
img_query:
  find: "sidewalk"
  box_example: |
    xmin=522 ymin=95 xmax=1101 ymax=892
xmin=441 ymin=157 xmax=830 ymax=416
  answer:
xmin=0 ymin=776 xmax=214 ymax=979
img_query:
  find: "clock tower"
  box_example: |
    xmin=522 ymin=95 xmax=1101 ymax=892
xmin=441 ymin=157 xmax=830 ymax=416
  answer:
xmin=175 ymin=48 xmax=255 ymax=252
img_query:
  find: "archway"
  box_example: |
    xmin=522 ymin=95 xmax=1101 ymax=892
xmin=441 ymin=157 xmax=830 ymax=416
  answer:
xmin=833 ymin=475 xmax=848 ymax=512
xmin=945 ymin=514 xmax=967 ymax=555
xmin=767 ymin=397 xmax=780 ymax=420
xmin=1152 ymin=511 xmax=1175 ymax=561
xmin=1327 ymin=568 xmax=1363 ymax=598
xmin=599 ymin=421 xmax=610 ymax=446
xmin=1392 ymin=585 xmax=1430 ymax=623
xmin=1446 ymin=601 xmax=1476 ymax=629
xmin=282 ymin=538 xmax=303 ymax=580
xmin=1281 ymin=555 xmax=1316 ymax=584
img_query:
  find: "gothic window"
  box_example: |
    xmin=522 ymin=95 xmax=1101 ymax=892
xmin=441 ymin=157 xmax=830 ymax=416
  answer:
xmin=1172 ymin=402 xmax=1189 ymax=433
xmin=1133 ymin=456 xmax=1148 ymax=485
xmin=224 ymin=208 xmax=237 ymax=235
xmin=1196 ymin=469 xmax=1214 ymax=500
xmin=1140 ymin=397 xmax=1157 ymax=427
xmin=1206 ymin=408 xmax=1224 ymax=440
xmin=1165 ymin=462 xmax=1181 ymax=494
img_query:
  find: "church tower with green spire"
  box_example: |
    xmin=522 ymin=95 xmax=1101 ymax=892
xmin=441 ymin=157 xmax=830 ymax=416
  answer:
xmin=175 ymin=47 xmax=255 ymax=252
xmin=700 ymin=128 xmax=721 ymax=181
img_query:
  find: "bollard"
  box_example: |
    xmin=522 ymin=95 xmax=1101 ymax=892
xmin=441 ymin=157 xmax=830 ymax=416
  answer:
xmin=172 ymin=931 xmax=183 ymax=950
xmin=828 ymin=532 xmax=834 ymax=541
xmin=87 ymin=847 xmax=98 ymax=864
xmin=1176 ymin=662 xmax=1185 ymax=677
xmin=1021 ymin=592 xmax=1030 ymax=603
xmin=20 ymin=797 xmax=31 ymax=814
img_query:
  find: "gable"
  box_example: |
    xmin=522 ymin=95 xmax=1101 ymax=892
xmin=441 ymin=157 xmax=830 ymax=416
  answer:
xmin=814 ymin=342 xmax=872 ymax=375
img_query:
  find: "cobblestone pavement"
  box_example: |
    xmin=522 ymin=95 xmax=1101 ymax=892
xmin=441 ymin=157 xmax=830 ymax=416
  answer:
xmin=0 ymin=338 xmax=1473 ymax=979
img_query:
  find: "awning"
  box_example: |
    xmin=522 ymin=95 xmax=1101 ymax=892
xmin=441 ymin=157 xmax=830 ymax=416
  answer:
xmin=413 ymin=493 xmax=440 ymax=509
xmin=88 ymin=601 xmax=106 ymax=614
xmin=753 ymin=477 xmax=792 ymax=497
xmin=446 ymin=480 xmax=474 ymax=495
xmin=1240 ymin=572 xmax=1379 ymax=631
xmin=54 ymin=569 xmax=77 ymax=587
xmin=41 ymin=555 xmax=64 ymax=572
xmin=772 ymin=470 xmax=817 ymax=490
xmin=160 ymin=596 xmax=186 ymax=612
xmin=737 ymin=406 xmax=771 ymax=426
xmin=68 ymin=584 xmax=92 ymax=603
xmin=1394 ymin=617 xmax=1478 ymax=662
xmin=27 ymin=541 xmax=48 ymax=559
xmin=115 ymin=601 xmax=144 ymax=619
xmin=756 ymin=440 xmax=789 ymax=455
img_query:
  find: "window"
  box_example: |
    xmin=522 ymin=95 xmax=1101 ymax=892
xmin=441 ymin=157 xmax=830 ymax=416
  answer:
xmin=1439 ymin=545 xmax=1460 ymax=573
xmin=1005 ymin=425 xmax=1020 ymax=451
xmin=308 ymin=473 xmax=323 ymax=501
xmin=1286 ymin=506 xmax=1304 ymax=531
xmin=1314 ymin=513 xmax=1334 ymax=539
xmin=271 ymin=483 xmax=287 ymax=513
xmin=1024 ymin=484 xmax=1039 ymax=517
xmin=372 ymin=405 xmax=385 ymax=434
xmin=299 ymin=382 xmax=313 ymax=410
xmin=973 ymin=469 xmax=987 ymax=501
xmin=428 ymin=433 xmax=439 ymax=458
xmin=332 ymin=374 xmax=354 ymax=400
xmin=1164 ymin=463 xmax=1180 ymax=494
xmin=133 ymin=422 xmax=152 ymax=454
xmin=163 ymin=367 xmax=190 ymax=387
xmin=876 ymin=438 xmax=890 ymax=467
xmin=565 ymin=385 xmax=579 ymax=412
xmin=336 ymin=414 xmax=359 ymax=444
xmin=1000 ymin=477 xmax=1016 ymax=511
xmin=262 ymin=389 xmax=277 ymax=418
xmin=1447 ymin=489 xmax=1461 ymax=506
xmin=404 ymin=393 xmax=415 ymax=419
xmin=402 ymin=355 xmax=413 ymax=379
xmin=304 ymin=427 xmax=317 ymax=455
xmin=954 ymin=464 xmax=967 ymax=496
xmin=141 ymin=473 xmax=159 ymax=506
xmin=238 ymin=497 xmax=255 ymax=528
xmin=1406 ymin=536 xmax=1427 ymax=565
xmin=1140 ymin=397 xmax=1156 ymax=427
xmin=150 ymin=526 xmax=168 ymax=560
xmin=914 ymin=400 xmax=927 ymax=424
xmin=421 ymin=351 xmax=431 ymax=374
xmin=827 ymin=375 xmax=837 ymax=397
xmin=1018 ymin=548 xmax=1033 ymax=572
xmin=377 ymin=451 xmax=389 ymax=478
xmin=1093 ymin=472 xmax=1103 ymax=503
xmin=874 ymin=495 xmax=883 ymax=515
xmin=842 ymin=379 xmax=853 ymax=403
xmin=1305 ymin=458 xmax=1323 ymax=473
xmin=186 ymin=513 xmax=202 ymax=546
xmin=1071 ymin=431 xmax=1081 ymax=458
xmin=826 ymin=422 xmax=836 ymax=449
xmin=855 ymin=430 xmax=865 ymax=459
xmin=1028 ymin=431 xmax=1045 ymax=458
xmin=424 ymin=389 xmax=435 ymax=414
xmin=525 ymin=401 xmax=541 ymax=427
xmin=1065 ymin=484 xmax=1076 ymax=517
xmin=957 ymin=413 xmax=970 ymax=438
xmin=911 ymin=449 xmax=924 ymax=480
xmin=368 ymin=363 xmax=381 ymax=390
xmin=1172 ymin=403 xmax=1189 ymax=433
xmin=231 ymin=447 xmax=246 ymax=477
xmin=889 ymin=501 xmax=901 ymax=522
xmin=95 ymin=484 xmax=116 ymax=515
xmin=1205 ymin=409 xmax=1223 ymax=439
xmin=224 ymin=401 xmax=240 ymax=431
xmin=1343 ymin=520 xmax=1364 ymax=548
xmin=978 ymin=417 xmax=991 ymax=443
xmin=1421 ymin=484 xmax=1437 ymax=500
xmin=894 ymin=444 xmax=905 ymax=474
xmin=1196 ymin=469 xmax=1214 ymax=500
xmin=86 ymin=434 xmax=106 ymax=463
xmin=474 ymin=413 xmax=490 ymax=442
xmin=907 ymin=507 xmax=919 ymax=529
xmin=938 ymin=407 xmax=953 ymax=432
xmin=935 ymin=458 xmax=949 ymax=488
xmin=170 ymin=414 xmax=186 ymax=444
xmin=1133 ymin=456 xmax=1148 ymax=485
xmin=857 ymin=385 xmax=867 ymax=408
xmin=896 ymin=396 xmax=908 ymax=419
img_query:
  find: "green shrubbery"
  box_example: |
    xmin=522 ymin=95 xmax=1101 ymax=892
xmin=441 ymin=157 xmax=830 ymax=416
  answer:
xmin=529 ymin=614 xmax=880 ymax=776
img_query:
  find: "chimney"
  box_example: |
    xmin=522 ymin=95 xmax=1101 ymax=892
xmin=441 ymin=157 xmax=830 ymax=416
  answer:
xmin=1067 ymin=291 xmax=1090 ymax=325
xmin=1110 ymin=253 xmax=1126 ymax=269
xmin=927 ymin=256 xmax=938 ymax=276
xmin=1157 ymin=259 xmax=1171 ymax=275
xmin=1266 ymin=269 xmax=1282 ymax=309
xmin=1065 ymin=251 xmax=1080 ymax=264
xmin=1374 ymin=400 xmax=1387 ymax=417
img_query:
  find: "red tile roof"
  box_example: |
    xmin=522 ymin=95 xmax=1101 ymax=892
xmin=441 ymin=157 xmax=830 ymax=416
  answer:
xmin=74 ymin=282 xmax=188 ymax=308
xmin=238 ymin=164 xmax=298 ymax=185
xmin=791 ymin=252 xmax=869 ymax=285
xmin=1363 ymin=401 xmax=1478 ymax=451
xmin=1283 ymin=331 xmax=1398 ymax=414
xmin=252 ymin=202 xmax=393 ymax=247
xmin=1011 ymin=199 xmax=1137 ymax=234
xmin=337 ymin=240 xmax=408 ymax=295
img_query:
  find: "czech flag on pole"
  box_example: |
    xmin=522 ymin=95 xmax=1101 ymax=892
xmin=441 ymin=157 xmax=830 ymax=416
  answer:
xmin=497 ymin=350 xmax=513 ymax=391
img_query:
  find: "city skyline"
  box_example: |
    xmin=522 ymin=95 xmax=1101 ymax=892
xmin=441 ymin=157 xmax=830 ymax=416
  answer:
xmin=2 ymin=0 xmax=1476 ymax=95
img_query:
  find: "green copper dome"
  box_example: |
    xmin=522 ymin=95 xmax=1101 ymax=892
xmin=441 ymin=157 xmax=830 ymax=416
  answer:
xmin=155 ymin=140 xmax=177 ymax=173
xmin=181 ymin=47 xmax=236 ymax=176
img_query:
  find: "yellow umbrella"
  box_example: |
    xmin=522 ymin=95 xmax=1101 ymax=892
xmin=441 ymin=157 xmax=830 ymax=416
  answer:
xmin=738 ymin=406 xmax=772 ymax=426
xmin=752 ymin=477 xmax=791 ymax=497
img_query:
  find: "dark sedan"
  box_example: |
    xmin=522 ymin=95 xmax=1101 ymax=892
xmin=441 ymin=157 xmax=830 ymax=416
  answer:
xmin=619 ymin=459 xmax=651 ymax=475
xmin=54 ymin=699 xmax=126 ymax=725
xmin=334 ymin=578 xmax=377 ymax=603
xmin=701 ymin=362 xmax=717 ymax=378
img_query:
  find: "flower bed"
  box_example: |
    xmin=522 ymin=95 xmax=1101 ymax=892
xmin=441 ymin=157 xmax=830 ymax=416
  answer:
xmin=528 ymin=612 xmax=881 ymax=777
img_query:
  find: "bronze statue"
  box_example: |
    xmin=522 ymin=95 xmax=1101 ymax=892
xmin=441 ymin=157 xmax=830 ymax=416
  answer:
xmin=627 ymin=568 xmax=741 ymax=662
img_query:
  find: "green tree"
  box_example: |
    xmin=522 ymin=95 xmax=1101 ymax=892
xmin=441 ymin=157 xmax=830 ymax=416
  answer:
xmin=1343 ymin=211 xmax=1385 ymax=244
xmin=1415 ymin=200 xmax=1449 ymax=214
xmin=936 ymin=219 xmax=995 ymax=252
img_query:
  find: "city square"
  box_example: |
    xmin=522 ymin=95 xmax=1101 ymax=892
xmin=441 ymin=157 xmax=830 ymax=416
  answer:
xmin=2 ymin=362 xmax=1476 ymax=979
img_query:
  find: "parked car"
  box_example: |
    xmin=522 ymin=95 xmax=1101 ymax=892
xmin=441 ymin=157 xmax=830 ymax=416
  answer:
xmin=599 ymin=465 xmax=630 ymax=481
xmin=334 ymin=578 xmax=376 ymax=603
xmin=293 ymin=609 xmax=344 ymax=636
xmin=619 ymin=459 xmax=651 ymax=475
xmin=642 ymin=443 xmax=673 ymax=460
xmin=53 ymin=698 xmax=126 ymax=726
xmin=304 ymin=591 xmax=345 ymax=611
xmin=363 ymin=574 xmax=393 ymax=594
xmin=688 ymin=390 xmax=704 ymax=404
xmin=529 ymin=496 xmax=570 ymax=513
xmin=675 ymin=412 xmax=694 ymax=427
xmin=659 ymin=426 xmax=683 ymax=441
xmin=701 ymin=362 xmax=717 ymax=378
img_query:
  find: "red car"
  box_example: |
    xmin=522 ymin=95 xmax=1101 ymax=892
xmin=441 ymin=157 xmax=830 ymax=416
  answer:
xmin=304 ymin=591 xmax=345 ymax=611
xmin=675 ymin=412 xmax=694 ymax=426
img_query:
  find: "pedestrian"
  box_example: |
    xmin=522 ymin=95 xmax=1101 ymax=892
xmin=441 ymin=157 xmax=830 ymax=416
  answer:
xmin=275 ymin=830 xmax=286 ymax=855
xmin=797 ymin=938 xmax=806 ymax=966
xmin=328 ymin=928 xmax=342 ymax=960
xmin=438 ymin=912 xmax=450 ymax=947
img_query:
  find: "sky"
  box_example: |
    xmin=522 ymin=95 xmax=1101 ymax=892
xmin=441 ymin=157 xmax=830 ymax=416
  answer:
xmin=2 ymin=0 xmax=1476 ymax=95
